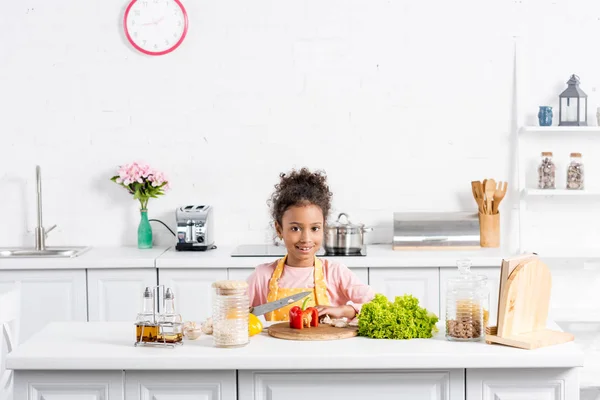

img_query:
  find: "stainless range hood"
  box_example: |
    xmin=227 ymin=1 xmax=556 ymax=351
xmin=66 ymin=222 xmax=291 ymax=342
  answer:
xmin=393 ymin=212 xmax=480 ymax=250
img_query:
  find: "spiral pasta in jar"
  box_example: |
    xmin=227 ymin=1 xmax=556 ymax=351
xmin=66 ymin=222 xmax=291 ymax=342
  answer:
xmin=445 ymin=259 xmax=489 ymax=342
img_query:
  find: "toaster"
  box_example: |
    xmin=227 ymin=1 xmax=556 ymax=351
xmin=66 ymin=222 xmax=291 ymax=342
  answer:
xmin=175 ymin=205 xmax=215 ymax=251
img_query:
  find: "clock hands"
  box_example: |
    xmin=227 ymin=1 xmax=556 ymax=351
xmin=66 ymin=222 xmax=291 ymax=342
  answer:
xmin=141 ymin=16 xmax=165 ymax=26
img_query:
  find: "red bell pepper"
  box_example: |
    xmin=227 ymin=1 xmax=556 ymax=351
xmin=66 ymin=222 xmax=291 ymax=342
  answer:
xmin=289 ymin=297 xmax=319 ymax=329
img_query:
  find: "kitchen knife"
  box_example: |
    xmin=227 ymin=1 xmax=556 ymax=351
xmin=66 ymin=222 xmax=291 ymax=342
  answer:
xmin=249 ymin=291 xmax=313 ymax=316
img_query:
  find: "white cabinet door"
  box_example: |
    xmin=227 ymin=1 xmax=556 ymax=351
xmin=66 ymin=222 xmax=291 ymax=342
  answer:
xmin=228 ymin=267 xmax=369 ymax=285
xmin=239 ymin=370 xmax=464 ymax=400
xmin=440 ymin=267 xmax=501 ymax=327
xmin=349 ymin=268 xmax=368 ymax=285
xmin=125 ymin=371 xmax=236 ymax=400
xmin=0 ymin=270 xmax=87 ymax=342
xmin=369 ymin=268 xmax=440 ymax=317
xmin=466 ymin=368 xmax=579 ymax=400
xmin=158 ymin=269 xmax=227 ymax=322
xmin=88 ymin=269 xmax=157 ymax=322
xmin=228 ymin=268 xmax=254 ymax=281
xmin=14 ymin=371 xmax=123 ymax=399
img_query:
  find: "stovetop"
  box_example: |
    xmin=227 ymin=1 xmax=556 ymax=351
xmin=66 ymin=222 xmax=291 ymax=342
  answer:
xmin=231 ymin=244 xmax=367 ymax=257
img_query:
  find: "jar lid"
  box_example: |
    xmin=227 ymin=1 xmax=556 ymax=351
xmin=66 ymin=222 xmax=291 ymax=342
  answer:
xmin=541 ymin=152 xmax=553 ymax=156
xmin=570 ymin=152 xmax=582 ymax=157
xmin=447 ymin=259 xmax=488 ymax=286
xmin=212 ymin=280 xmax=248 ymax=289
xmin=212 ymin=280 xmax=248 ymax=295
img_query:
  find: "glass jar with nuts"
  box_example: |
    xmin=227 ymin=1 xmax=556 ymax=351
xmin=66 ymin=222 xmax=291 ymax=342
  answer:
xmin=445 ymin=259 xmax=489 ymax=342
xmin=566 ymin=152 xmax=584 ymax=190
xmin=538 ymin=151 xmax=556 ymax=189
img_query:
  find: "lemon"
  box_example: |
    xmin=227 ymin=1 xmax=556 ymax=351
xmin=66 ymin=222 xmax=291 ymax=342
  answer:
xmin=248 ymin=313 xmax=263 ymax=337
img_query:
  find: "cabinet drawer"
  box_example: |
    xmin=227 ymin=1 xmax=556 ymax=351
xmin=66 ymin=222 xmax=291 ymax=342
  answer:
xmin=125 ymin=371 xmax=235 ymax=400
xmin=239 ymin=370 xmax=464 ymax=400
xmin=466 ymin=368 xmax=578 ymax=400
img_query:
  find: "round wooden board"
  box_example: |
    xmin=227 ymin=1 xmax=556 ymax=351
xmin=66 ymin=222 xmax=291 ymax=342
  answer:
xmin=268 ymin=322 xmax=358 ymax=341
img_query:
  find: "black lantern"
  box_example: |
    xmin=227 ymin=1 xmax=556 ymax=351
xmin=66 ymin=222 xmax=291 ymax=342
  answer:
xmin=559 ymin=74 xmax=587 ymax=126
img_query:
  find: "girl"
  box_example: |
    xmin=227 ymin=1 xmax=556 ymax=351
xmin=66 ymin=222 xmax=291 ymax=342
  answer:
xmin=247 ymin=167 xmax=375 ymax=321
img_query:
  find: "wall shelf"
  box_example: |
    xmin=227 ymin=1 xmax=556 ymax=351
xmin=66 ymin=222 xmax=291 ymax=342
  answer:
xmin=522 ymin=189 xmax=600 ymax=197
xmin=520 ymin=126 xmax=600 ymax=135
xmin=528 ymin=249 xmax=600 ymax=260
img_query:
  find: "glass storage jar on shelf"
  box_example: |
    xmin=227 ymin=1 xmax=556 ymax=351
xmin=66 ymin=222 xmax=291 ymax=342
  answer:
xmin=538 ymin=151 xmax=556 ymax=189
xmin=445 ymin=259 xmax=489 ymax=342
xmin=212 ymin=280 xmax=249 ymax=348
xmin=566 ymin=152 xmax=584 ymax=190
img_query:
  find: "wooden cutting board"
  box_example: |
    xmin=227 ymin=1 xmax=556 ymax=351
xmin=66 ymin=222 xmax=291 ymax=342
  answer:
xmin=486 ymin=254 xmax=574 ymax=350
xmin=268 ymin=322 xmax=358 ymax=341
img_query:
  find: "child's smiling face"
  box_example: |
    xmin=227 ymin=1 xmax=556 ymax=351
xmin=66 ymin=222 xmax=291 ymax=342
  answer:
xmin=275 ymin=204 xmax=324 ymax=267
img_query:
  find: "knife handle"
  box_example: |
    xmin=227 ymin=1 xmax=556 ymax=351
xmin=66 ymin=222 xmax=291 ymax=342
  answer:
xmin=248 ymin=306 xmax=254 ymax=314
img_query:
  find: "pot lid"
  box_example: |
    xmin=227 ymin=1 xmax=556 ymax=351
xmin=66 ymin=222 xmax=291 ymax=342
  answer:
xmin=329 ymin=213 xmax=363 ymax=229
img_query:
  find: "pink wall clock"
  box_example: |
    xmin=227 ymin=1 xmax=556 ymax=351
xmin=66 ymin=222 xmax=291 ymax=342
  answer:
xmin=124 ymin=0 xmax=188 ymax=56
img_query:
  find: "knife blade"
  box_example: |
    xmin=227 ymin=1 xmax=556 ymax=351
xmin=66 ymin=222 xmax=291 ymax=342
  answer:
xmin=250 ymin=291 xmax=313 ymax=316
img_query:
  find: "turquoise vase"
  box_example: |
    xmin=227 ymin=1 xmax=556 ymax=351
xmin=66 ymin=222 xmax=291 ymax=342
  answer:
xmin=138 ymin=209 xmax=153 ymax=249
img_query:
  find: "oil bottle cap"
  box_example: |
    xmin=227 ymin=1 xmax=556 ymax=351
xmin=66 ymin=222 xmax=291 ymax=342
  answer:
xmin=143 ymin=287 xmax=153 ymax=298
xmin=165 ymin=288 xmax=174 ymax=300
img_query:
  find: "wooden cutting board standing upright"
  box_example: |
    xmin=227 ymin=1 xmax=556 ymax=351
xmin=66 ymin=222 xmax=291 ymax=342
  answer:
xmin=268 ymin=322 xmax=358 ymax=341
xmin=485 ymin=254 xmax=574 ymax=350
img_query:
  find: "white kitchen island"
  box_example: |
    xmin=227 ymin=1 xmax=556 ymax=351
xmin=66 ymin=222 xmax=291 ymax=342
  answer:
xmin=7 ymin=321 xmax=583 ymax=400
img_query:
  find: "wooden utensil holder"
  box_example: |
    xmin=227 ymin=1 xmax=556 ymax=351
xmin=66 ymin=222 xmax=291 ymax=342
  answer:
xmin=479 ymin=212 xmax=499 ymax=248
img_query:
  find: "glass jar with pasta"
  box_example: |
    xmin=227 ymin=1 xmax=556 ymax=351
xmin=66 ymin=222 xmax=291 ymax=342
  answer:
xmin=445 ymin=259 xmax=489 ymax=342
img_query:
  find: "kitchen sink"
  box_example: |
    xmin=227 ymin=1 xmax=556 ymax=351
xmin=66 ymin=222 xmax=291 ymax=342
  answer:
xmin=0 ymin=246 xmax=91 ymax=258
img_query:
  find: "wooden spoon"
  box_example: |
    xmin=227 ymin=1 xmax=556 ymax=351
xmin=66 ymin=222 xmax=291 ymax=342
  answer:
xmin=476 ymin=181 xmax=485 ymax=214
xmin=471 ymin=181 xmax=484 ymax=214
xmin=492 ymin=181 xmax=508 ymax=214
xmin=481 ymin=179 xmax=488 ymax=213
xmin=484 ymin=179 xmax=496 ymax=215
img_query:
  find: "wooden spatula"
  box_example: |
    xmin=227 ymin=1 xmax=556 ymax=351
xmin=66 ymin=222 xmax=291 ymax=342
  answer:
xmin=485 ymin=179 xmax=496 ymax=215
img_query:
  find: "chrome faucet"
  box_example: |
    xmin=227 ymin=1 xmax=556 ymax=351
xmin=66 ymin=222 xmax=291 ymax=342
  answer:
xmin=34 ymin=166 xmax=56 ymax=251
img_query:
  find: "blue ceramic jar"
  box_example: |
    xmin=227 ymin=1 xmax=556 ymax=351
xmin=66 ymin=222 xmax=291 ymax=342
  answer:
xmin=538 ymin=106 xmax=553 ymax=126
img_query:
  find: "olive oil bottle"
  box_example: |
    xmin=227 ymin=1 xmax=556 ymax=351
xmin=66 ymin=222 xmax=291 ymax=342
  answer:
xmin=158 ymin=288 xmax=183 ymax=343
xmin=135 ymin=287 xmax=158 ymax=343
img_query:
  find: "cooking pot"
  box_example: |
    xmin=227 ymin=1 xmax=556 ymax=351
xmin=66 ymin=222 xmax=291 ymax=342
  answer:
xmin=324 ymin=213 xmax=373 ymax=255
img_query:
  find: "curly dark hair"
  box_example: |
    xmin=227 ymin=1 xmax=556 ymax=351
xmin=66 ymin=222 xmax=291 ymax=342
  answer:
xmin=269 ymin=167 xmax=333 ymax=227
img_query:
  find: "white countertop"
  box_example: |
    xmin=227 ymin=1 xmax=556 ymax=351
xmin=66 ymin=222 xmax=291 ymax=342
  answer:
xmin=155 ymin=244 xmax=509 ymax=269
xmin=6 ymin=321 xmax=583 ymax=370
xmin=0 ymin=246 xmax=169 ymax=270
xmin=0 ymin=244 xmax=509 ymax=270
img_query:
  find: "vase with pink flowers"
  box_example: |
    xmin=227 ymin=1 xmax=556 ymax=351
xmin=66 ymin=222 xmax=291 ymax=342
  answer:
xmin=111 ymin=162 xmax=169 ymax=249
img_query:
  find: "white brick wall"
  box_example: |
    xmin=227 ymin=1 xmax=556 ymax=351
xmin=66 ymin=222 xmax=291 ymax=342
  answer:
xmin=1 ymin=0 xmax=599 ymax=250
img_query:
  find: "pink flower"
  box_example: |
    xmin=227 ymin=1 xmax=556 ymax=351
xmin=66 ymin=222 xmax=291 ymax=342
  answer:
xmin=149 ymin=171 xmax=167 ymax=187
xmin=111 ymin=162 xmax=169 ymax=208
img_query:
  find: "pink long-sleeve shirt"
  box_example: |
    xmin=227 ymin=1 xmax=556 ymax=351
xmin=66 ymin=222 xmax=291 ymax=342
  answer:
xmin=246 ymin=258 xmax=375 ymax=314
